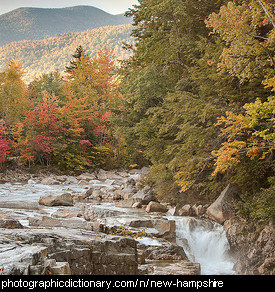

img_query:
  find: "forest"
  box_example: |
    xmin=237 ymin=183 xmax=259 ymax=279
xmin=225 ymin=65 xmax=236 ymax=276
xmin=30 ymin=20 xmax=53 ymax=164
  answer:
xmin=0 ymin=24 xmax=133 ymax=83
xmin=0 ymin=0 xmax=274 ymax=224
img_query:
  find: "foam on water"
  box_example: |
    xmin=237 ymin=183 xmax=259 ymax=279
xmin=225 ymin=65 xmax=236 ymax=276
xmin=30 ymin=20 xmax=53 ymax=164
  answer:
xmin=171 ymin=216 xmax=235 ymax=275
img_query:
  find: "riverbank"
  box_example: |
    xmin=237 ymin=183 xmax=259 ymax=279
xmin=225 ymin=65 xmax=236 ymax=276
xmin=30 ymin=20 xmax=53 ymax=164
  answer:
xmin=0 ymin=169 xmax=273 ymax=275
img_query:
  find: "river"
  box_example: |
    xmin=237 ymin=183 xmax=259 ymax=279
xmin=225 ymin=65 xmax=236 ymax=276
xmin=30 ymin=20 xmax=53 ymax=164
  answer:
xmin=0 ymin=175 xmax=236 ymax=275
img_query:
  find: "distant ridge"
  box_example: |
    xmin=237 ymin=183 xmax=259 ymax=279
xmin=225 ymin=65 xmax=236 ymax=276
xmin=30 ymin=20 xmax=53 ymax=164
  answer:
xmin=0 ymin=6 xmax=132 ymax=46
xmin=0 ymin=24 xmax=134 ymax=83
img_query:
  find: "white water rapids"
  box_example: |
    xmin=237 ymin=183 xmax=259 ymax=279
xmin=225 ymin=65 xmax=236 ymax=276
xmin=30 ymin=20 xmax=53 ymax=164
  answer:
xmin=171 ymin=216 xmax=235 ymax=275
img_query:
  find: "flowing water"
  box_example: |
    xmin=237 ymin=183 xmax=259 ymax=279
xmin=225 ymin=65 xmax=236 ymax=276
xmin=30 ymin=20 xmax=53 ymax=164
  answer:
xmin=171 ymin=216 xmax=235 ymax=275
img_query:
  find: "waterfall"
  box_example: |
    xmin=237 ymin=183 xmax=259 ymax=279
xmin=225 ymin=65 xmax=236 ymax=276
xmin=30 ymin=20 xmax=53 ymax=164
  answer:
xmin=172 ymin=216 xmax=235 ymax=275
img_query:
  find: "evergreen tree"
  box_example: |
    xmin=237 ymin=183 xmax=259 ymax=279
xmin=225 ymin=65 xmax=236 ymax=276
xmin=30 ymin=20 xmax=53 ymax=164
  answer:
xmin=65 ymin=45 xmax=85 ymax=74
xmin=118 ymin=0 xmax=274 ymax=204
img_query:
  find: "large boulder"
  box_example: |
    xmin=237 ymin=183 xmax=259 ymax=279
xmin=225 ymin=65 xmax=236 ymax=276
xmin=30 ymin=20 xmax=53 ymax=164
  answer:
xmin=39 ymin=193 xmax=74 ymax=207
xmin=132 ymin=186 xmax=157 ymax=205
xmin=206 ymin=184 xmax=240 ymax=224
xmin=146 ymin=201 xmax=168 ymax=213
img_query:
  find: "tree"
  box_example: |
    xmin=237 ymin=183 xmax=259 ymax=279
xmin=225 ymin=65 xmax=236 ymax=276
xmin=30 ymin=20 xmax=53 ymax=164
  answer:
xmin=65 ymin=45 xmax=85 ymax=73
xmin=0 ymin=60 xmax=28 ymax=125
xmin=23 ymin=91 xmax=64 ymax=165
xmin=118 ymin=0 xmax=232 ymax=201
xmin=0 ymin=120 xmax=10 ymax=165
xmin=206 ymin=0 xmax=274 ymax=84
xmin=28 ymin=70 xmax=65 ymax=104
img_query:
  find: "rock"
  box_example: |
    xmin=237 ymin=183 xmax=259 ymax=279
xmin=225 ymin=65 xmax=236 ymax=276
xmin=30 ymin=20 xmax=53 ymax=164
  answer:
xmin=193 ymin=204 xmax=206 ymax=217
xmin=40 ymin=177 xmax=59 ymax=185
xmin=121 ymin=187 xmax=137 ymax=200
xmin=77 ymin=180 xmax=88 ymax=185
xmin=129 ymin=219 xmax=154 ymax=229
xmin=132 ymin=186 xmax=156 ymax=205
xmin=29 ymin=216 xmax=93 ymax=231
xmin=83 ymin=205 xmax=122 ymax=220
xmin=55 ymin=176 xmax=67 ymax=183
xmin=141 ymin=260 xmax=200 ymax=275
xmin=0 ymin=228 xmax=138 ymax=275
xmin=151 ymin=218 xmax=176 ymax=241
xmin=146 ymin=201 xmax=168 ymax=213
xmin=167 ymin=206 xmax=177 ymax=216
xmin=39 ymin=193 xmax=74 ymax=207
xmin=206 ymin=183 xmax=240 ymax=224
xmin=178 ymin=204 xmax=192 ymax=216
xmin=51 ymin=209 xmax=82 ymax=219
xmin=132 ymin=201 xmax=142 ymax=208
xmin=48 ymin=262 xmax=72 ymax=275
xmin=27 ymin=179 xmax=37 ymax=184
xmin=0 ymin=219 xmax=24 ymax=229
xmin=116 ymin=198 xmax=139 ymax=208
xmin=224 ymin=217 xmax=275 ymax=275
xmin=142 ymin=243 xmax=187 ymax=261
xmin=126 ymin=178 xmax=136 ymax=187
xmin=257 ymin=257 xmax=275 ymax=275
xmin=84 ymin=188 xmax=103 ymax=201
xmin=77 ymin=173 xmax=97 ymax=181
xmin=65 ymin=176 xmax=78 ymax=184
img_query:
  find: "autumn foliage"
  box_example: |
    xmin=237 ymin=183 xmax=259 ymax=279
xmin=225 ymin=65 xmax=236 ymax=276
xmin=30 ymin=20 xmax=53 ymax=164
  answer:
xmin=0 ymin=48 xmax=119 ymax=170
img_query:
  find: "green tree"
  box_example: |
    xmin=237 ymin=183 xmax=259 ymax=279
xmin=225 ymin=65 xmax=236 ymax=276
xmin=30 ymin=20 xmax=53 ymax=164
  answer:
xmin=118 ymin=0 xmax=274 ymax=204
xmin=0 ymin=60 xmax=28 ymax=125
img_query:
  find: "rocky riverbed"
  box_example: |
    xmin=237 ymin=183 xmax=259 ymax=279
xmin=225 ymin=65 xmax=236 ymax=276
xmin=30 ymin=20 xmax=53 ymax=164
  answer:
xmin=0 ymin=168 xmax=201 ymax=275
xmin=0 ymin=168 xmax=273 ymax=275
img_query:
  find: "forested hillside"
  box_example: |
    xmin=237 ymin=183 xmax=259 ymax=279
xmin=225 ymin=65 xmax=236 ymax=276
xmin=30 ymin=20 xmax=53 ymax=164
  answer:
xmin=117 ymin=0 xmax=274 ymax=222
xmin=0 ymin=0 xmax=274 ymax=225
xmin=0 ymin=6 xmax=132 ymax=46
xmin=0 ymin=24 xmax=133 ymax=83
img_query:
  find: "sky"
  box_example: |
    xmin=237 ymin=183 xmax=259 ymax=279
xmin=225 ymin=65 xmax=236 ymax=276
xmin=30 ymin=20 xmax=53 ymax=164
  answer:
xmin=0 ymin=0 xmax=139 ymax=15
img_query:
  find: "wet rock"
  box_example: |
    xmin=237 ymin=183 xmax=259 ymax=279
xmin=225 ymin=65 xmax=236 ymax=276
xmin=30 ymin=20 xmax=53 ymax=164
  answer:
xmin=39 ymin=193 xmax=74 ymax=207
xmin=0 ymin=219 xmax=24 ymax=229
xmin=146 ymin=201 xmax=168 ymax=213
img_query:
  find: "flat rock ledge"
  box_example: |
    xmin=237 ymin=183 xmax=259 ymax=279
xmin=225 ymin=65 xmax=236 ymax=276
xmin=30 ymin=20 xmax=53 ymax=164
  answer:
xmin=0 ymin=228 xmax=200 ymax=275
xmin=0 ymin=228 xmax=138 ymax=275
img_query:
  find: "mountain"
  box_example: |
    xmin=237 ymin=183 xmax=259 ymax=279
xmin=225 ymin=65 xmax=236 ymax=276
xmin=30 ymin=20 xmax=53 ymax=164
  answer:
xmin=0 ymin=6 xmax=132 ymax=46
xmin=0 ymin=24 xmax=134 ymax=83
